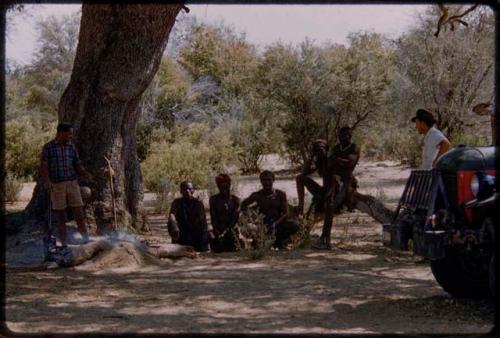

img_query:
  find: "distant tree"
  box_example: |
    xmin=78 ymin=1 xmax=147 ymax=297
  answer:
xmin=6 ymin=12 xmax=80 ymax=119
xmin=389 ymin=5 xmax=494 ymax=141
xmin=178 ymin=22 xmax=258 ymax=97
xmin=255 ymin=34 xmax=393 ymax=166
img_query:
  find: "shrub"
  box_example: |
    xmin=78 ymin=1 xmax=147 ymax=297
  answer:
xmin=2 ymin=173 xmax=23 ymax=203
xmin=380 ymin=127 xmax=422 ymax=168
xmin=141 ymin=123 xmax=240 ymax=193
xmin=449 ymin=130 xmax=488 ymax=147
xmin=237 ymin=208 xmax=275 ymax=260
xmin=5 ymin=117 xmax=56 ymax=179
xmin=152 ymin=178 xmax=177 ymax=214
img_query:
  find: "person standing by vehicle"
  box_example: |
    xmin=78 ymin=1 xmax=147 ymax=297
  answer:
xmin=41 ymin=123 xmax=92 ymax=249
xmin=411 ymin=109 xmax=451 ymax=170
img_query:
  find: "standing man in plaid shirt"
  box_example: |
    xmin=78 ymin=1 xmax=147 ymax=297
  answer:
xmin=41 ymin=123 xmax=93 ymax=248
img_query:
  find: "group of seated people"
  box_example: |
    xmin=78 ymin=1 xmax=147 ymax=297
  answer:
xmin=167 ymin=170 xmax=300 ymax=253
xmin=167 ymin=126 xmax=360 ymax=252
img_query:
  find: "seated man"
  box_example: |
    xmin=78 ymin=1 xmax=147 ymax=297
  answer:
xmin=209 ymin=174 xmax=242 ymax=252
xmin=314 ymin=126 xmax=360 ymax=250
xmin=167 ymin=181 xmax=209 ymax=252
xmin=241 ymin=170 xmax=300 ymax=249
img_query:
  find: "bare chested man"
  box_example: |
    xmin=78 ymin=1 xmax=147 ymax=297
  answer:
xmin=242 ymin=170 xmax=300 ymax=249
xmin=209 ymin=174 xmax=242 ymax=252
xmin=167 ymin=181 xmax=209 ymax=252
xmin=314 ymin=126 xmax=360 ymax=249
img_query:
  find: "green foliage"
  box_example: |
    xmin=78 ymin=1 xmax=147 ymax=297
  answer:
xmin=2 ymin=174 xmax=23 ymax=203
xmin=7 ymin=13 xmax=79 ymax=119
xmin=449 ymin=130 xmax=488 ymax=147
xmin=178 ymin=22 xmax=258 ymax=96
xmin=380 ymin=127 xmax=422 ymax=168
xmin=5 ymin=118 xmax=56 ymax=179
xmin=254 ymin=34 xmax=393 ymax=166
xmin=389 ymin=5 xmax=494 ymax=137
xmin=141 ymin=123 xmax=240 ymax=192
xmin=152 ymin=178 xmax=177 ymax=214
xmin=142 ymin=57 xmax=191 ymax=129
xmin=290 ymin=214 xmax=314 ymax=249
xmin=237 ymin=208 xmax=275 ymax=260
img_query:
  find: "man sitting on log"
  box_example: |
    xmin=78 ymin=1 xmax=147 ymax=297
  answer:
xmin=314 ymin=126 xmax=360 ymax=250
xmin=209 ymin=174 xmax=243 ymax=252
xmin=167 ymin=181 xmax=210 ymax=252
xmin=296 ymin=138 xmax=331 ymax=216
xmin=241 ymin=170 xmax=300 ymax=250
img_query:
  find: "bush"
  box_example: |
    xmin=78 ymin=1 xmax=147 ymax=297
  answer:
xmin=152 ymin=178 xmax=177 ymax=214
xmin=5 ymin=117 xmax=56 ymax=179
xmin=141 ymin=123 xmax=240 ymax=192
xmin=2 ymin=173 xmax=23 ymax=203
xmin=380 ymin=127 xmax=422 ymax=168
xmin=449 ymin=130 xmax=488 ymax=147
xmin=237 ymin=208 xmax=275 ymax=260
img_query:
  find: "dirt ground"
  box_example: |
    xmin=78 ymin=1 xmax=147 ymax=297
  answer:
xmin=4 ymin=159 xmax=495 ymax=335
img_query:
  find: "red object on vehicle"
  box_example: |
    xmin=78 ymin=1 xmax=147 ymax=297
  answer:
xmin=457 ymin=170 xmax=495 ymax=222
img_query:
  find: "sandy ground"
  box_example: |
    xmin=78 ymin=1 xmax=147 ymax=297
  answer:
xmin=4 ymin=159 xmax=495 ymax=334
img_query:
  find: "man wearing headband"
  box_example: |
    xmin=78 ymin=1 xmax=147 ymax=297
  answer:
xmin=314 ymin=126 xmax=360 ymax=250
xmin=209 ymin=174 xmax=242 ymax=252
xmin=167 ymin=181 xmax=210 ymax=252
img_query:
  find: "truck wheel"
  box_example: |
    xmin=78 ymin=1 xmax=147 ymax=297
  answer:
xmin=430 ymin=248 xmax=490 ymax=298
xmin=490 ymin=254 xmax=495 ymax=299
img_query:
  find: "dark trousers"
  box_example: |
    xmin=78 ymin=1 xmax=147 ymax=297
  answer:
xmin=209 ymin=228 xmax=242 ymax=253
xmin=272 ymin=219 xmax=301 ymax=248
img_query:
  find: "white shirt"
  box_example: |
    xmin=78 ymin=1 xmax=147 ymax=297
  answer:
xmin=421 ymin=126 xmax=447 ymax=170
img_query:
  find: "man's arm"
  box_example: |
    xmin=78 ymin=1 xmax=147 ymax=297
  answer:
xmin=167 ymin=200 xmax=180 ymax=241
xmin=229 ymin=196 xmax=241 ymax=228
xmin=75 ymin=164 xmax=92 ymax=183
xmin=332 ymin=149 xmax=359 ymax=169
xmin=241 ymin=193 xmax=257 ymax=211
xmin=432 ymin=138 xmax=451 ymax=167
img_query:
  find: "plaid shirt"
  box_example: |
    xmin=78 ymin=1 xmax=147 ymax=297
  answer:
xmin=41 ymin=139 xmax=81 ymax=183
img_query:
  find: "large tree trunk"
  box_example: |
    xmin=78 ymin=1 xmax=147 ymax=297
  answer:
xmin=26 ymin=4 xmax=183 ymax=232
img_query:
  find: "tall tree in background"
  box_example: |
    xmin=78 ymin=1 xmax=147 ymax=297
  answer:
xmin=7 ymin=13 xmax=80 ymax=121
xmin=26 ymin=4 xmax=183 ymax=232
xmin=390 ymin=5 xmax=494 ymax=140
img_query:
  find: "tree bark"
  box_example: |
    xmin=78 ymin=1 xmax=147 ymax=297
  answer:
xmin=26 ymin=4 xmax=183 ymax=232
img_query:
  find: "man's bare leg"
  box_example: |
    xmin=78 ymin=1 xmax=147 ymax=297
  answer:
xmin=296 ymin=174 xmax=323 ymax=215
xmin=296 ymin=174 xmax=306 ymax=214
xmin=73 ymin=206 xmax=89 ymax=242
xmin=56 ymin=210 xmax=68 ymax=246
xmin=313 ymin=177 xmax=340 ymax=250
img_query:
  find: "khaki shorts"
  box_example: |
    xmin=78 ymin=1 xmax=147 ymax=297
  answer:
xmin=50 ymin=180 xmax=84 ymax=210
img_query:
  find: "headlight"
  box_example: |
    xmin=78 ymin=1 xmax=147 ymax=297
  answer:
xmin=471 ymin=172 xmax=496 ymax=200
xmin=470 ymin=175 xmax=479 ymax=197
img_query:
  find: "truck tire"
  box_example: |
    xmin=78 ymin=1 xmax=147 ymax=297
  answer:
xmin=430 ymin=248 xmax=490 ymax=298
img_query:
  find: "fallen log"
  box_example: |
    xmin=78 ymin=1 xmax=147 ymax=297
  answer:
xmin=55 ymin=239 xmax=196 ymax=268
xmin=352 ymin=192 xmax=395 ymax=225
